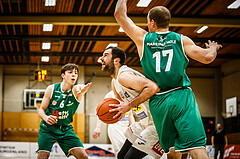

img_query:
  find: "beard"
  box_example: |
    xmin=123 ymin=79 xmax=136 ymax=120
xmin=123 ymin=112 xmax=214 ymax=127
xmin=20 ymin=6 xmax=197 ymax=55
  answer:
xmin=102 ymin=60 xmax=115 ymax=75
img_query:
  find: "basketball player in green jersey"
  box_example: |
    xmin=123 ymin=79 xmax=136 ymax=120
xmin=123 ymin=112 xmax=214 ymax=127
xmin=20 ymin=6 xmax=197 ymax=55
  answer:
xmin=114 ymin=1 xmax=222 ymax=159
xmin=36 ymin=63 xmax=91 ymax=159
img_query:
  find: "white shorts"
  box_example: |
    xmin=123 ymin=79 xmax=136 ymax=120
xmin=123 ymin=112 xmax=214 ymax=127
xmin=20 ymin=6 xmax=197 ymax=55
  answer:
xmin=124 ymin=122 xmax=164 ymax=158
xmin=108 ymin=122 xmax=128 ymax=154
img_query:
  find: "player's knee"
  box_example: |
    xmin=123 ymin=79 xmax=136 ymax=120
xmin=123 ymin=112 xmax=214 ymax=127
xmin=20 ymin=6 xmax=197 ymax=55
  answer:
xmin=189 ymin=148 xmax=209 ymax=159
xmin=75 ymin=154 xmax=88 ymax=159
xmin=82 ymin=153 xmax=88 ymax=159
xmin=71 ymin=148 xmax=88 ymax=159
xmin=37 ymin=151 xmax=50 ymax=159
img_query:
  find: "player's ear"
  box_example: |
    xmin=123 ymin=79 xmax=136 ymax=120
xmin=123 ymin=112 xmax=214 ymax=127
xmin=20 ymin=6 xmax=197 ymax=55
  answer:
xmin=114 ymin=58 xmax=120 ymax=63
xmin=61 ymin=73 xmax=65 ymax=79
xmin=151 ymin=19 xmax=156 ymax=27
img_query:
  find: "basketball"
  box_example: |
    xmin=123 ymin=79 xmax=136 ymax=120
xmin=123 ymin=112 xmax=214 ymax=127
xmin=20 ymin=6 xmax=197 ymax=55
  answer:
xmin=96 ymin=98 xmax=120 ymax=124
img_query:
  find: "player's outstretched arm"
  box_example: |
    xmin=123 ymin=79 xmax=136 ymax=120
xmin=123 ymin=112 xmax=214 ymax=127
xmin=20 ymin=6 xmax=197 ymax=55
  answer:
xmin=183 ymin=36 xmax=222 ymax=64
xmin=75 ymin=82 xmax=92 ymax=101
xmin=114 ymin=0 xmax=147 ymax=57
xmin=38 ymin=85 xmax=57 ymax=125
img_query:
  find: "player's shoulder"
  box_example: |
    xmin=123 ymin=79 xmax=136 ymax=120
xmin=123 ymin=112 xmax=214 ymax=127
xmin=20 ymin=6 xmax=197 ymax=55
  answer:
xmin=46 ymin=84 xmax=54 ymax=91
xmin=72 ymin=83 xmax=83 ymax=90
xmin=118 ymin=70 xmax=135 ymax=79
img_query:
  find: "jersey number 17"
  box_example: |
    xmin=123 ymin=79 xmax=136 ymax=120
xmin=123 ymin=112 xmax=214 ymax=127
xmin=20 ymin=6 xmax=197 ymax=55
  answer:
xmin=153 ymin=49 xmax=173 ymax=72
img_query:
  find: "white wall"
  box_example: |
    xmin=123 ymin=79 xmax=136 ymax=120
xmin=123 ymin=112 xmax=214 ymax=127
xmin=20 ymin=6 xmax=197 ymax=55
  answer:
xmin=187 ymin=68 xmax=216 ymax=117
xmin=221 ymin=59 xmax=240 ymax=117
xmin=86 ymin=76 xmax=112 ymax=144
xmin=191 ymin=78 xmax=215 ymax=117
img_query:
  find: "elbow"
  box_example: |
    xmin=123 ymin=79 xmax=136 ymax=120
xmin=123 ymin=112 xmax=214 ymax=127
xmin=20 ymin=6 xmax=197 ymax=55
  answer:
xmin=152 ymin=84 xmax=160 ymax=94
xmin=114 ymin=10 xmax=126 ymax=21
xmin=202 ymin=50 xmax=217 ymax=64
xmin=114 ymin=10 xmax=120 ymax=19
xmin=203 ymin=55 xmax=216 ymax=64
xmin=156 ymin=86 xmax=160 ymax=93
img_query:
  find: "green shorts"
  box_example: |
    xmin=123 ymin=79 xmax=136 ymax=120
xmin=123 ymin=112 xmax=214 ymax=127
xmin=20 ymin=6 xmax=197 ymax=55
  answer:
xmin=150 ymin=88 xmax=206 ymax=153
xmin=36 ymin=121 xmax=84 ymax=156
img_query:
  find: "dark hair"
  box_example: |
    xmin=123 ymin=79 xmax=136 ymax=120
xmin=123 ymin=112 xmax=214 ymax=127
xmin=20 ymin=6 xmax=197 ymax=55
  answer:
xmin=148 ymin=6 xmax=171 ymax=28
xmin=61 ymin=63 xmax=79 ymax=74
xmin=105 ymin=47 xmax=126 ymax=65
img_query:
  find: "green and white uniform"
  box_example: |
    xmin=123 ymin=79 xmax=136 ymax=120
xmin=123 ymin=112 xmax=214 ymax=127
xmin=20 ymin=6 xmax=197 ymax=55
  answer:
xmin=36 ymin=82 xmax=83 ymax=156
xmin=141 ymin=31 xmax=206 ymax=153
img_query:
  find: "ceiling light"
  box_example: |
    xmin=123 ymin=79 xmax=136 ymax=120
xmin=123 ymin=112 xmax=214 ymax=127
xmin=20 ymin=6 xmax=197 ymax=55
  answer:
xmin=42 ymin=42 xmax=51 ymax=50
xmin=43 ymin=24 xmax=53 ymax=31
xmin=41 ymin=56 xmax=50 ymax=62
xmin=196 ymin=25 xmax=208 ymax=34
xmin=227 ymin=0 xmax=240 ymax=9
xmin=106 ymin=43 xmax=118 ymax=48
xmin=137 ymin=0 xmax=152 ymax=7
xmin=45 ymin=0 xmax=56 ymax=6
xmin=118 ymin=27 xmax=124 ymax=32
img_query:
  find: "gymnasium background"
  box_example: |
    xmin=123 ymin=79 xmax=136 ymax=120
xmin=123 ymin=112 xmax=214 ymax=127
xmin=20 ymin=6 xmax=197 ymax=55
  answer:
xmin=0 ymin=0 xmax=239 ymax=158
xmin=0 ymin=63 xmax=239 ymax=144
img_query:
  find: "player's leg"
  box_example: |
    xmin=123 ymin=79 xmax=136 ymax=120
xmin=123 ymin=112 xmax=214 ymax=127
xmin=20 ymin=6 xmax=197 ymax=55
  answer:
xmin=173 ymin=88 xmax=208 ymax=159
xmin=70 ymin=147 xmax=88 ymax=159
xmin=37 ymin=151 xmax=50 ymax=159
xmin=117 ymin=139 xmax=133 ymax=159
xmin=189 ymin=148 xmax=209 ymax=159
xmin=123 ymin=147 xmax=147 ymax=159
xmin=118 ymin=122 xmax=144 ymax=158
xmin=36 ymin=123 xmax=56 ymax=159
xmin=58 ymin=126 xmax=87 ymax=158
xmin=108 ymin=123 xmax=127 ymax=154
xmin=167 ymin=151 xmax=182 ymax=159
xmin=132 ymin=125 xmax=164 ymax=158
xmin=149 ymin=95 xmax=177 ymax=153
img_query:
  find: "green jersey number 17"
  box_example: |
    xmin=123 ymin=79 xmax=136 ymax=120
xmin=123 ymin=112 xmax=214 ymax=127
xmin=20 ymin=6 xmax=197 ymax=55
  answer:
xmin=153 ymin=49 xmax=173 ymax=72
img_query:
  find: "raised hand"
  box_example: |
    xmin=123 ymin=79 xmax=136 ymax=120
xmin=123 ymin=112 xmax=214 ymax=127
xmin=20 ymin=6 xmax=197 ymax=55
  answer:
xmin=205 ymin=40 xmax=222 ymax=51
xmin=76 ymin=82 xmax=92 ymax=95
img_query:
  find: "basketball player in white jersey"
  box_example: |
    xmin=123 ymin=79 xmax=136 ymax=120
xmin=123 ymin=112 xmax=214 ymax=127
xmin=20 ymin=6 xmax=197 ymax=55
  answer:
xmin=99 ymin=46 xmax=164 ymax=159
xmin=92 ymin=90 xmax=133 ymax=155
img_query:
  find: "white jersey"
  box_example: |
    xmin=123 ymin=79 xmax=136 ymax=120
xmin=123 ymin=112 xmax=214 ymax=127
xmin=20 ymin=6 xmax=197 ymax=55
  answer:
xmin=112 ymin=65 xmax=153 ymax=127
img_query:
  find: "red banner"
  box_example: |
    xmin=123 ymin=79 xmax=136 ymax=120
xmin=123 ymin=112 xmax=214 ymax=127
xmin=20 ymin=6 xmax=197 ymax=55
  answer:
xmin=224 ymin=145 xmax=240 ymax=159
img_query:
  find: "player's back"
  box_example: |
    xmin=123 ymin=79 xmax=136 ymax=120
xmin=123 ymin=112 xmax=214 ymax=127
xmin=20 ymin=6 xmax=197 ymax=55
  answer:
xmin=141 ymin=31 xmax=191 ymax=93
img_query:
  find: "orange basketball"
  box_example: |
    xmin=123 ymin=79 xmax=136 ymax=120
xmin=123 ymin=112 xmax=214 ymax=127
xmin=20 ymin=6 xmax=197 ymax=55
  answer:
xmin=96 ymin=98 xmax=120 ymax=124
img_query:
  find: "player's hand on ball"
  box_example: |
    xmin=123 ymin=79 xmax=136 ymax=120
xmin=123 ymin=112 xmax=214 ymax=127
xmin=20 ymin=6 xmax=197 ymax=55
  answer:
xmin=44 ymin=115 xmax=58 ymax=125
xmin=109 ymin=101 xmax=131 ymax=119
